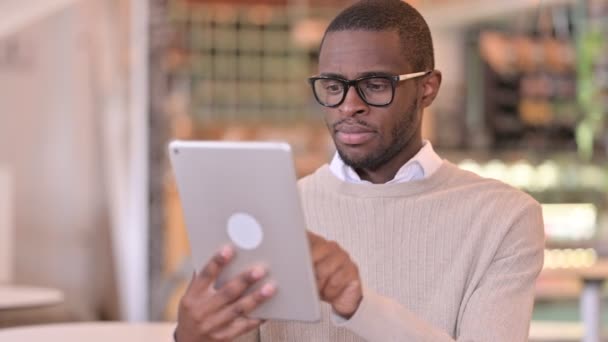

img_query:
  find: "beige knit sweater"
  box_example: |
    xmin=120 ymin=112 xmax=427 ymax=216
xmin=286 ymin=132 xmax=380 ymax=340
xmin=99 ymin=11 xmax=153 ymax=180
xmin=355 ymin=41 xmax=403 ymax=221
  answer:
xmin=241 ymin=161 xmax=544 ymax=342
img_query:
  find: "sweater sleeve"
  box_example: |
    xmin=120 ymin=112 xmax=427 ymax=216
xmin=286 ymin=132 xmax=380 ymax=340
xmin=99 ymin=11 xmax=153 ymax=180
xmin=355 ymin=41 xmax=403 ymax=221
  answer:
xmin=331 ymin=287 xmax=455 ymax=341
xmin=456 ymin=202 xmax=545 ymax=341
xmin=332 ymin=202 xmax=545 ymax=342
xmin=233 ymin=328 xmax=260 ymax=342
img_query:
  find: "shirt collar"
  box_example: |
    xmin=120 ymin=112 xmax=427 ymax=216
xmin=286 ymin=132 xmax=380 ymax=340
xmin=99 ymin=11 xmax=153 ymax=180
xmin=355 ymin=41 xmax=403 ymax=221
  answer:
xmin=329 ymin=140 xmax=443 ymax=184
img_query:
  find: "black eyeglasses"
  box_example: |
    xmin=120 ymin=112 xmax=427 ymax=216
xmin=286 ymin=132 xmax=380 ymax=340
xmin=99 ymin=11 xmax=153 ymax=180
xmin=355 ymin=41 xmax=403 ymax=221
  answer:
xmin=308 ymin=71 xmax=431 ymax=107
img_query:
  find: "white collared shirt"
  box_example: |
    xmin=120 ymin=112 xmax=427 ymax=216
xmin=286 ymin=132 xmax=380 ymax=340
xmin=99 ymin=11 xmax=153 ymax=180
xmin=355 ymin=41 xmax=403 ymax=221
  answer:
xmin=329 ymin=140 xmax=443 ymax=184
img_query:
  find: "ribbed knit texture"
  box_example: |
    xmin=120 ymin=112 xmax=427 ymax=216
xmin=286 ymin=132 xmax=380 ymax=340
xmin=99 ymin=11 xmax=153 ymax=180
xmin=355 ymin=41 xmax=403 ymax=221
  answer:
xmin=239 ymin=161 xmax=544 ymax=342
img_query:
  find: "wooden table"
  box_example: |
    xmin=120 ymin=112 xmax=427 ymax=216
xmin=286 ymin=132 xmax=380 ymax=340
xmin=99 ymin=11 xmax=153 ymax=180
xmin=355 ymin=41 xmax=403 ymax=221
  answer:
xmin=0 ymin=285 xmax=64 ymax=310
xmin=540 ymin=260 xmax=608 ymax=342
xmin=0 ymin=322 xmax=176 ymax=342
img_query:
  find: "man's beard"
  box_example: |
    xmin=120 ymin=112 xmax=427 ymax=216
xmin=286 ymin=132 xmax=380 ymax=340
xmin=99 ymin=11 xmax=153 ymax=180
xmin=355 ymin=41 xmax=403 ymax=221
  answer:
xmin=336 ymin=101 xmax=419 ymax=172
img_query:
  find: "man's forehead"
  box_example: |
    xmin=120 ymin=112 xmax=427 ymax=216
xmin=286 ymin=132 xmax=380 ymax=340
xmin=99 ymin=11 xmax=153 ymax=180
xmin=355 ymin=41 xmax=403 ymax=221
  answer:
xmin=318 ymin=30 xmax=409 ymax=76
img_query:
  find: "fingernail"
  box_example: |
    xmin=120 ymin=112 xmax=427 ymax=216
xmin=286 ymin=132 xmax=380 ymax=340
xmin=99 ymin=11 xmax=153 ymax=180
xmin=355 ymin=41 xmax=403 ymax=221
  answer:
xmin=261 ymin=283 xmax=276 ymax=297
xmin=221 ymin=245 xmax=233 ymax=259
xmin=250 ymin=266 xmax=266 ymax=279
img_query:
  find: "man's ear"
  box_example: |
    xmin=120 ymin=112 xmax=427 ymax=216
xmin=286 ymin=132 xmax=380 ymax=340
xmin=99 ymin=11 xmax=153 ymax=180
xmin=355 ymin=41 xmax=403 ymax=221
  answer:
xmin=421 ymin=70 xmax=442 ymax=108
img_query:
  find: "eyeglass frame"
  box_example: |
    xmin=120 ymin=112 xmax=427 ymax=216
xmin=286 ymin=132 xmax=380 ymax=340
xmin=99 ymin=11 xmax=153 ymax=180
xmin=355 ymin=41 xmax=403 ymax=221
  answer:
xmin=308 ymin=70 xmax=432 ymax=108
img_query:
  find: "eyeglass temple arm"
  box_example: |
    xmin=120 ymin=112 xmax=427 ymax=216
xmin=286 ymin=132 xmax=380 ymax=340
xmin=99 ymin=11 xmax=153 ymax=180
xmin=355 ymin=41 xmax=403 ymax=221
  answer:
xmin=398 ymin=71 xmax=432 ymax=81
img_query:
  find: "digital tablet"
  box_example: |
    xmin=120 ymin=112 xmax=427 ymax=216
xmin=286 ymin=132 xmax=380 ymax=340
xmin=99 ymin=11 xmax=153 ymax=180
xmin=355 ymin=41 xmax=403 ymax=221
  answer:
xmin=168 ymin=140 xmax=321 ymax=322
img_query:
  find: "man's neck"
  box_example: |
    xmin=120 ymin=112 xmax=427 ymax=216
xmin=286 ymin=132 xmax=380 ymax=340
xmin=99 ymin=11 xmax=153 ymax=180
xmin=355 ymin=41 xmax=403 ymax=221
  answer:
xmin=355 ymin=139 xmax=424 ymax=184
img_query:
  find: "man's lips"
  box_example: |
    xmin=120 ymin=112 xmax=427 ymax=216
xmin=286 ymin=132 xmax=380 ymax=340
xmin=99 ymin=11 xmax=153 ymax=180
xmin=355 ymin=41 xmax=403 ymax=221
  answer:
xmin=334 ymin=124 xmax=376 ymax=145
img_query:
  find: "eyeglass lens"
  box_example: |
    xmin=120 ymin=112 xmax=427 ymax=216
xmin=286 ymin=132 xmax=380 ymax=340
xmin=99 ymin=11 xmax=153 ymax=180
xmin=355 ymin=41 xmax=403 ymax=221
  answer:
xmin=313 ymin=77 xmax=393 ymax=106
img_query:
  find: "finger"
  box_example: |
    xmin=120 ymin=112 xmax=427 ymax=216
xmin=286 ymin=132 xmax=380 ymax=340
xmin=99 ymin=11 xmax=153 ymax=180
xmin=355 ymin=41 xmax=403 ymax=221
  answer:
xmin=205 ymin=265 xmax=267 ymax=313
xmin=184 ymin=271 xmax=196 ymax=292
xmin=205 ymin=283 xmax=276 ymax=331
xmin=322 ymin=265 xmax=354 ymax=301
xmin=307 ymin=230 xmax=324 ymax=247
xmin=311 ymin=239 xmax=334 ymax=264
xmin=178 ymin=273 xmax=202 ymax=319
xmin=209 ymin=316 xmax=264 ymax=341
xmin=315 ymin=249 xmax=348 ymax=291
xmin=190 ymin=246 xmax=235 ymax=295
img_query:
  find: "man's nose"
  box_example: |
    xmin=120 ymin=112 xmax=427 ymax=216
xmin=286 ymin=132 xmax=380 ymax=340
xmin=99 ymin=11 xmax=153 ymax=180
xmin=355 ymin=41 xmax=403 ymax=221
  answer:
xmin=338 ymin=85 xmax=368 ymax=117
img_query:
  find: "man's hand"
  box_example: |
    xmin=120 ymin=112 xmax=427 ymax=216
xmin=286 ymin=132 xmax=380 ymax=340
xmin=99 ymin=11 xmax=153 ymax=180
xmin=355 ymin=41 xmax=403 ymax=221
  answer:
xmin=175 ymin=246 xmax=277 ymax=342
xmin=308 ymin=231 xmax=363 ymax=318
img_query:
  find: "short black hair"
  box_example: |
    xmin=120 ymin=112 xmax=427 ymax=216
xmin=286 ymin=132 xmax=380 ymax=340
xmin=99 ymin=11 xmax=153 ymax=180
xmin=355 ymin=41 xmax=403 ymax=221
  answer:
xmin=322 ymin=0 xmax=435 ymax=71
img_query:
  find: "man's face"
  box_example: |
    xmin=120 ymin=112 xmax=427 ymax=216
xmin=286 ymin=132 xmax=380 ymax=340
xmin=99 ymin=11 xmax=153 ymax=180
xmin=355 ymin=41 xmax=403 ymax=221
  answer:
xmin=318 ymin=30 xmax=423 ymax=171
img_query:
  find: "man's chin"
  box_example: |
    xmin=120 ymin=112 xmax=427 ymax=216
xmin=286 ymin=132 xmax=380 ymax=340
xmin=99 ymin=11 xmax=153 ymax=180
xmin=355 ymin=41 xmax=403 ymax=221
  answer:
xmin=337 ymin=149 xmax=373 ymax=169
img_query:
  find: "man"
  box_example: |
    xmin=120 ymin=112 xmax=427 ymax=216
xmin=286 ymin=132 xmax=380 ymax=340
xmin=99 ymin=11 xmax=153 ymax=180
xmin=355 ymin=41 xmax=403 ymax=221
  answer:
xmin=175 ymin=1 xmax=545 ymax=341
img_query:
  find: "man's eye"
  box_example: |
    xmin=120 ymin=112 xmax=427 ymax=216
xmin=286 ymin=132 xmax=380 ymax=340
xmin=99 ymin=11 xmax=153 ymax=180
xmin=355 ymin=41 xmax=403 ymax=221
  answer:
xmin=323 ymin=82 xmax=343 ymax=93
xmin=364 ymin=79 xmax=390 ymax=92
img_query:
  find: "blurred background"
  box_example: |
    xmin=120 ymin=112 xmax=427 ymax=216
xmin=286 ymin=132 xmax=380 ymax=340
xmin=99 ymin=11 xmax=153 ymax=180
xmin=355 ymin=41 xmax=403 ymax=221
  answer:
xmin=1 ymin=0 xmax=608 ymax=340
